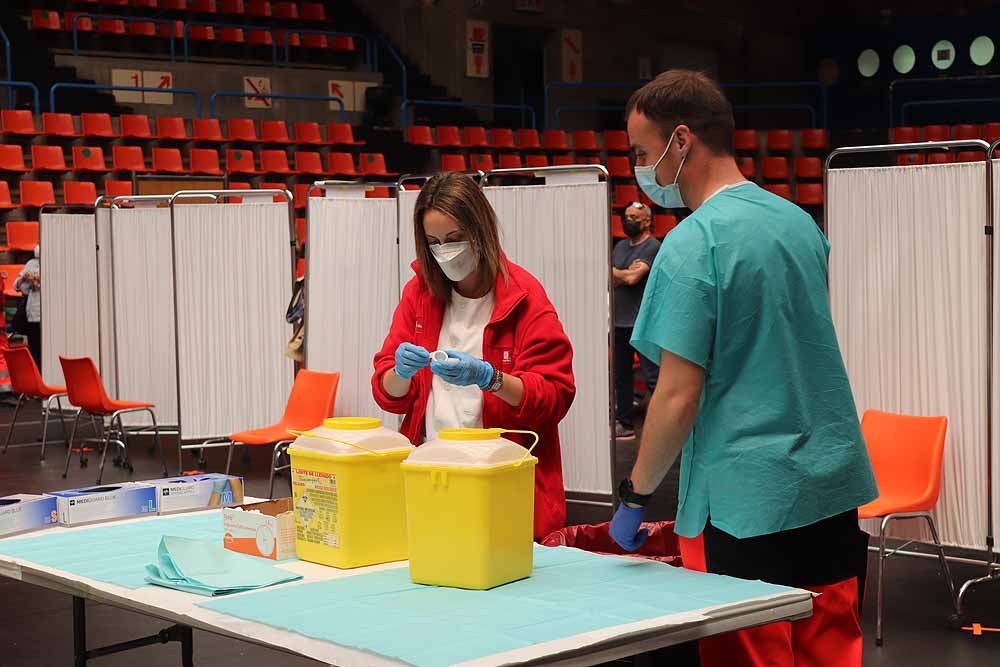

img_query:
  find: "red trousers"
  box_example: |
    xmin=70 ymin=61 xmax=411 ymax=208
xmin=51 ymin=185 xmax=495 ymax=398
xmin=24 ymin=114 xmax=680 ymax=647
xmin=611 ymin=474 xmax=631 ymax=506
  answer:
xmin=680 ymin=531 xmax=864 ymax=667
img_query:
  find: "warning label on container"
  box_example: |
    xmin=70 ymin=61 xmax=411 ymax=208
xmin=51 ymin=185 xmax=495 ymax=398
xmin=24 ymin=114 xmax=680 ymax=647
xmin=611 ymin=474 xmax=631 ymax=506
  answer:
xmin=292 ymin=469 xmax=340 ymax=548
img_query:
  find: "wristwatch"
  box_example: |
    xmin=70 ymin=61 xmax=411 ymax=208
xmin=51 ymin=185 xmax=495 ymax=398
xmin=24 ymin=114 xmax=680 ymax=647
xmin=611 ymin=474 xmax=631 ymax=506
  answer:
xmin=486 ymin=367 xmax=504 ymax=393
xmin=618 ymin=478 xmax=653 ymax=507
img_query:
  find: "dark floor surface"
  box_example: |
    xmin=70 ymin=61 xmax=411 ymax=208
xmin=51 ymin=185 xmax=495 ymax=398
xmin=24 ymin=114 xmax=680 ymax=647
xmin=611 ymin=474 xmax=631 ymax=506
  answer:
xmin=0 ymin=402 xmax=998 ymax=665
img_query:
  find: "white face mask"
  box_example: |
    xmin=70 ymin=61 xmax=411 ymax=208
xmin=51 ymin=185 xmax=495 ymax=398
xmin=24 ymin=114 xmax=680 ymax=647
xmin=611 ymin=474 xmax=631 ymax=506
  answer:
xmin=430 ymin=241 xmax=479 ymax=282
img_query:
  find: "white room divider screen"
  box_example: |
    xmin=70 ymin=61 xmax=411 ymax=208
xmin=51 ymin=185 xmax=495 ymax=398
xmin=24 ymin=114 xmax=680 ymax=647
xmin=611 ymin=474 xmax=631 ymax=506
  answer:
xmin=169 ymin=198 xmax=295 ymax=441
xmin=304 ymin=193 xmax=399 ymax=421
xmin=828 ymin=160 xmax=991 ymax=549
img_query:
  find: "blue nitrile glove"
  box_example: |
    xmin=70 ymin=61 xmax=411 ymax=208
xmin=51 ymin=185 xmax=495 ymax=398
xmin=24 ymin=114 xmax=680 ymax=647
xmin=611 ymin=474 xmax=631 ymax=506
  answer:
xmin=610 ymin=503 xmax=649 ymax=552
xmin=394 ymin=343 xmax=431 ymax=380
xmin=430 ymin=350 xmax=494 ymax=390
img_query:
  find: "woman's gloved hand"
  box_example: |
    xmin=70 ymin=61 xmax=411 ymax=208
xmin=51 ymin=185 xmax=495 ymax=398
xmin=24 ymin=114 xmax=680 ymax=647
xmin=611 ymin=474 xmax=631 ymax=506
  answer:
xmin=609 ymin=503 xmax=649 ymax=552
xmin=394 ymin=343 xmax=431 ymax=380
xmin=431 ymin=350 xmax=494 ymax=390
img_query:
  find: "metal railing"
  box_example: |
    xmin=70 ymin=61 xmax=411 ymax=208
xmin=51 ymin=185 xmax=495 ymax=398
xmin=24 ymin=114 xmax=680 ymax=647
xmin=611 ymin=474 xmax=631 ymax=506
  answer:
xmin=208 ymin=91 xmax=344 ymax=120
xmin=900 ymin=97 xmax=1000 ymax=126
xmin=49 ymin=83 xmax=202 ymax=115
xmin=184 ymin=21 xmax=276 ymax=64
xmin=72 ymin=14 xmax=177 ymax=62
xmin=0 ymin=26 xmax=12 ymax=108
xmin=401 ymin=99 xmax=536 ymax=128
xmin=0 ymin=81 xmax=41 ymax=114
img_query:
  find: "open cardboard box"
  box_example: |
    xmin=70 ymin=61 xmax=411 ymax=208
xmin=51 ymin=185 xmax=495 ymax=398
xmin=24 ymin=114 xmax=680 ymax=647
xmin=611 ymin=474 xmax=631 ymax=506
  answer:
xmin=222 ymin=497 xmax=295 ymax=561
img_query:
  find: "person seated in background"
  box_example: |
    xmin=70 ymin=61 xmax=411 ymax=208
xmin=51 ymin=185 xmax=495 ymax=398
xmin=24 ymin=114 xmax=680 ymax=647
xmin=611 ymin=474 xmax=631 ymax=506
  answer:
xmin=612 ymin=202 xmax=661 ymax=440
xmin=14 ymin=245 xmax=41 ymax=365
xmin=372 ymin=171 xmax=576 ymax=540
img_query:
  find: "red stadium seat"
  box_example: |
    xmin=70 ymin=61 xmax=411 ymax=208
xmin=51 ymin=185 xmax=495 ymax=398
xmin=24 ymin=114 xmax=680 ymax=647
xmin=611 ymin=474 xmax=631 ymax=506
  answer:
xmin=191 ymin=0 xmax=218 ymax=12
xmin=63 ymin=13 xmax=94 ymax=33
xmin=653 ymin=214 xmax=679 ymax=239
xmin=0 ymin=183 xmax=17 ymax=209
xmin=64 ymin=181 xmax=98 ymax=206
xmin=220 ymin=0 xmax=245 ymax=12
xmin=543 ymin=130 xmax=569 ymax=151
xmin=603 ymin=130 xmax=630 ymax=153
xmin=463 ymin=127 xmax=489 ymax=148
xmin=359 ymin=153 xmax=395 ymax=177
xmin=227 ymin=182 xmax=251 ymax=204
xmin=31 ymin=10 xmax=62 ymax=31
xmin=470 ymin=154 xmax=494 ymax=171
xmin=248 ymin=29 xmax=273 ymax=46
xmin=794 ymin=157 xmax=822 ymax=180
xmin=407 ymin=125 xmax=434 ymax=146
xmin=30 ymin=145 xmax=69 ymax=172
xmin=159 ymin=20 xmax=185 ymax=39
xmin=327 ymin=152 xmax=359 ymax=177
xmin=294 ymin=216 xmax=306 ymax=244
xmin=576 ymin=156 xmax=602 ymax=165
xmin=292 ymin=122 xmax=323 ymax=144
xmin=188 ymin=26 xmax=216 ymax=42
xmin=435 ymin=126 xmax=463 ymax=148
xmin=764 ymin=183 xmax=792 ymax=200
xmin=276 ymin=29 xmax=301 ymax=47
xmin=226 ymin=149 xmax=258 ymax=173
xmin=796 ymin=183 xmax=824 ymax=206
xmin=120 ymin=114 xmax=153 ymax=139
xmin=112 ymin=146 xmax=148 ymax=172
xmin=761 ymin=156 xmax=789 ymax=180
xmin=259 ymin=182 xmax=289 ymax=204
xmin=261 ymin=120 xmax=291 ymax=144
xmin=891 ymin=127 xmax=920 ymax=144
xmin=72 ymin=146 xmax=108 ymax=172
xmin=81 ymin=113 xmax=117 ymax=138
xmin=766 ymin=129 xmax=793 ymax=152
xmin=572 ymin=131 xmax=599 ymax=152
xmin=1 ymin=111 xmax=38 ymax=136
xmin=0 ymin=145 xmax=27 ymax=172
xmin=249 ymin=0 xmax=272 ymax=17
xmin=733 ymin=129 xmax=759 ymax=152
xmin=613 ymin=184 xmax=639 ymax=209
xmin=525 ymin=155 xmax=549 ymax=168
xmin=897 ymin=153 xmax=926 ymax=166
xmin=366 ymin=186 xmax=391 ymax=199
xmin=441 ymin=154 xmax=467 ymax=172
xmin=41 ymin=113 xmax=76 ymax=138
xmin=302 ymin=3 xmax=326 ymax=20
xmin=294 ymin=151 xmax=324 ymax=175
xmin=958 ymin=151 xmax=984 ymax=163
xmin=498 ymin=154 xmax=522 ymax=169
xmin=923 ymin=125 xmax=950 ymax=142
xmin=552 ymin=154 xmax=574 ymax=166
xmin=189 ymin=148 xmax=222 ymax=174
xmin=260 ymin=149 xmax=292 ymax=174
xmin=302 ymin=33 xmax=328 ymax=49
xmin=799 ymin=129 xmax=828 ymax=151
xmin=984 ymin=123 xmax=1000 ymax=143
xmin=97 ymin=19 xmax=127 ymax=35
xmin=292 ymin=184 xmax=320 ymax=210
xmin=20 ymin=180 xmax=57 ymax=207
xmin=132 ymin=0 xmax=159 ymax=9
xmin=927 ymin=152 xmax=956 ymax=164
xmin=611 ymin=214 xmax=626 ymax=239
xmin=606 ymin=156 xmax=632 ymax=179
xmin=152 ymin=147 xmax=185 ymax=173
xmin=327 ymin=123 xmax=364 ymax=146
xmin=331 ymin=36 xmax=355 ymax=52
xmin=737 ymin=156 xmax=756 ymax=178
xmin=193 ymin=118 xmax=225 ymax=142
xmin=227 ymin=118 xmax=259 ymax=142
xmin=218 ymin=27 xmax=245 ymax=44
xmin=489 ymin=128 xmax=516 ymax=149
xmin=161 ymin=0 xmax=189 ymax=9
xmin=953 ymin=124 xmax=982 ymax=141
xmin=105 ymin=179 xmax=133 ymax=198
xmin=156 ymin=116 xmax=189 ymax=140
xmin=274 ymin=2 xmax=299 ymax=19
xmin=517 ymin=129 xmax=541 ymax=150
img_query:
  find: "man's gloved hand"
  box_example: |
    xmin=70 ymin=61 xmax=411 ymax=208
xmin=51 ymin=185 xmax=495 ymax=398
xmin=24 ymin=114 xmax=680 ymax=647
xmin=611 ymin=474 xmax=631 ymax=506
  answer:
xmin=394 ymin=343 xmax=430 ymax=380
xmin=609 ymin=503 xmax=649 ymax=552
xmin=430 ymin=350 xmax=494 ymax=390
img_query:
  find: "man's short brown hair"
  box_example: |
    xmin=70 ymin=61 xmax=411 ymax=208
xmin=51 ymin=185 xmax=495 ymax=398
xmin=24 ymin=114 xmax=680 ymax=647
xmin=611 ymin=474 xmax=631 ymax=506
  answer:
xmin=626 ymin=69 xmax=735 ymax=156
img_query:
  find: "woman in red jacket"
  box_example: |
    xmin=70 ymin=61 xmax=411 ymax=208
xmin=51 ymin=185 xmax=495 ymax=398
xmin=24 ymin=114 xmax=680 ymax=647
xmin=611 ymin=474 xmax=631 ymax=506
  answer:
xmin=372 ymin=172 xmax=576 ymax=539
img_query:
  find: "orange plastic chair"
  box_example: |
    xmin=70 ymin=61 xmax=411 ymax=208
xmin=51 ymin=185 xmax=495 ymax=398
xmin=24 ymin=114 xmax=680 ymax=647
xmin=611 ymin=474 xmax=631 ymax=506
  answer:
xmin=189 ymin=148 xmax=223 ymax=175
xmin=294 ymin=151 xmax=324 ymax=175
xmin=156 ymin=116 xmax=190 ymax=141
xmin=499 ymin=153 xmax=522 ymax=169
xmin=440 ymin=154 xmax=467 ymax=172
xmin=1 ymin=110 xmax=38 ymax=136
xmin=292 ymin=121 xmax=323 ymax=145
xmin=434 ymin=125 xmax=463 ymax=148
xmin=63 ymin=180 xmax=98 ymax=206
xmin=192 ymin=118 xmax=225 ymax=142
xmin=72 ymin=146 xmax=109 ymax=172
xmin=19 ymin=180 xmax=56 ymax=208
xmin=200 ymin=370 xmax=339 ymax=498
xmin=227 ymin=118 xmax=259 ymax=143
xmin=5 ymin=221 xmax=39 ymax=251
xmin=261 ymin=120 xmax=291 ymax=144
xmin=42 ymin=112 xmax=78 ymax=137
xmin=226 ymin=148 xmax=258 ymax=174
xmin=2 ymin=346 xmax=68 ymax=461
xmin=489 ymin=128 xmax=516 ymax=149
xmin=152 ymin=147 xmax=186 ymax=174
xmin=30 ymin=145 xmax=69 ymax=172
xmin=111 ymin=145 xmax=149 ymax=172
xmin=470 ymin=153 xmax=494 ymax=172
xmin=0 ymin=144 xmax=27 ymax=172
xmin=603 ymin=130 xmax=630 ymax=153
xmin=260 ymin=149 xmax=292 ymax=174
xmin=858 ymin=409 xmax=958 ymax=645
xmin=327 ymin=122 xmax=364 ymax=146
xmin=0 ymin=264 xmax=24 ymax=299
xmin=59 ymin=356 xmax=168 ymax=483
xmin=104 ymin=179 xmax=133 ymax=198
xmin=120 ymin=114 xmax=153 ymax=139
xmin=81 ymin=113 xmax=117 ymax=138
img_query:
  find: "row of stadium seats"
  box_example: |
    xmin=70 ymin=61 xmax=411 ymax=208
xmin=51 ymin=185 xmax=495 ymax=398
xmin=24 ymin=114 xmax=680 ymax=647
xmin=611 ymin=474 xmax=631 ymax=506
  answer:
xmin=734 ymin=129 xmax=829 ymax=153
xmin=891 ymin=124 xmax=1000 ymax=143
xmin=408 ymin=126 xmax=632 ymax=153
xmin=32 ymin=1 xmax=331 ymax=22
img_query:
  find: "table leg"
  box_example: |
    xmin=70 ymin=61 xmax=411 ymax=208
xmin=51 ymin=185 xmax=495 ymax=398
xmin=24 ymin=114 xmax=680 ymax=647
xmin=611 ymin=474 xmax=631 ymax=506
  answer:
xmin=73 ymin=596 xmax=87 ymax=667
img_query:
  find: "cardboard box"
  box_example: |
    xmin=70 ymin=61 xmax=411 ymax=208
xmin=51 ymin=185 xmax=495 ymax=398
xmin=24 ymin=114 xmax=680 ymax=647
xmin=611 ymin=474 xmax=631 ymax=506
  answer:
xmin=223 ymin=498 xmax=296 ymax=561
xmin=0 ymin=494 xmax=59 ymax=537
xmin=46 ymin=483 xmax=157 ymax=525
xmin=146 ymin=474 xmax=245 ymax=514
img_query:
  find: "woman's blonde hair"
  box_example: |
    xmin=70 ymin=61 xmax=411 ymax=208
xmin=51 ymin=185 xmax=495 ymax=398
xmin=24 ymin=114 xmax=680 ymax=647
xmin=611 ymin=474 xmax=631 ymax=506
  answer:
xmin=413 ymin=172 xmax=506 ymax=303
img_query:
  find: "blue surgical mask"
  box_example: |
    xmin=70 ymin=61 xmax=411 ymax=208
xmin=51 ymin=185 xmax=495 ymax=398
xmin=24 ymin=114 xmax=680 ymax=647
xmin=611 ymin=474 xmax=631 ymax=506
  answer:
xmin=634 ymin=130 xmax=686 ymax=209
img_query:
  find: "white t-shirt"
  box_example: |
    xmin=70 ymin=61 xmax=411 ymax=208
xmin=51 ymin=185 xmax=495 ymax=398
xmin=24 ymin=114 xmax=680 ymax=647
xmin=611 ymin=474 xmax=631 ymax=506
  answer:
xmin=425 ymin=289 xmax=495 ymax=441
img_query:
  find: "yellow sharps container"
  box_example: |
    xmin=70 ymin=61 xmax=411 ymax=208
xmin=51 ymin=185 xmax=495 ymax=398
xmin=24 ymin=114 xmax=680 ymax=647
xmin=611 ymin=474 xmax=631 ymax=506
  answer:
xmin=288 ymin=417 xmax=414 ymax=568
xmin=401 ymin=427 xmax=538 ymax=590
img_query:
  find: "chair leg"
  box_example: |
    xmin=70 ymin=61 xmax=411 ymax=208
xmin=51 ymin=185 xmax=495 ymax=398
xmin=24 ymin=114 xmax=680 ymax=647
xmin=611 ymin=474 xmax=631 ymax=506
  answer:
xmin=62 ymin=410 xmax=82 ymax=478
xmin=52 ymin=397 xmax=71 ymax=460
xmin=113 ymin=414 xmax=132 ymax=473
xmin=923 ymin=513 xmax=959 ymax=612
xmin=95 ymin=423 xmax=115 ymax=485
xmin=146 ymin=409 xmax=168 ymax=477
xmin=876 ymin=516 xmax=890 ymax=646
xmin=2 ymin=393 xmax=24 ymax=455
xmin=40 ymin=396 xmax=56 ymax=461
xmin=268 ymin=444 xmax=285 ymax=500
xmin=225 ymin=441 xmax=237 ymax=475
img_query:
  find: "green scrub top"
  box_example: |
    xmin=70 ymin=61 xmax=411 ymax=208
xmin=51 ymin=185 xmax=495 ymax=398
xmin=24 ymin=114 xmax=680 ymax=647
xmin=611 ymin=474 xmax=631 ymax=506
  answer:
xmin=631 ymin=182 xmax=878 ymax=539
